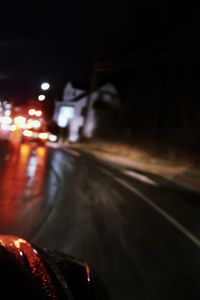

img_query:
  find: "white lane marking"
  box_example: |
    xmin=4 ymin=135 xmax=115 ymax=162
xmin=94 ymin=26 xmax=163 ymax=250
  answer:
xmin=123 ymin=170 xmax=158 ymax=186
xmin=99 ymin=167 xmax=200 ymax=249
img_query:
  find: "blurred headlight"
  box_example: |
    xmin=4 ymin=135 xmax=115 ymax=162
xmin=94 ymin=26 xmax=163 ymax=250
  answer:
xmin=1 ymin=116 xmax=12 ymax=125
xmin=23 ymin=130 xmax=33 ymax=137
xmin=48 ymin=134 xmax=57 ymax=142
xmin=38 ymin=132 xmax=48 ymax=140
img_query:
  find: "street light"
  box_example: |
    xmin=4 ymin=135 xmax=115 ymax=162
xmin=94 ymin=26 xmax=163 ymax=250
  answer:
xmin=41 ymin=82 xmax=50 ymax=91
xmin=38 ymin=95 xmax=46 ymax=101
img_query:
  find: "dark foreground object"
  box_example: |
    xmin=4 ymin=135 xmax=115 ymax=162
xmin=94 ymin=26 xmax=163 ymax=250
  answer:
xmin=0 ymin=235 xmax=109 ymax=300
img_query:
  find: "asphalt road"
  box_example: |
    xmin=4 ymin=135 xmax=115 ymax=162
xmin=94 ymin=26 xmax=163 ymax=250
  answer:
xmin=0 ymin=141 xmax=200 ymax=300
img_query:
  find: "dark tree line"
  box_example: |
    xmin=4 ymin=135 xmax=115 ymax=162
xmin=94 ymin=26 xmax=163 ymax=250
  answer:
xmin=95 ymin=42 xmax=200 ymax=161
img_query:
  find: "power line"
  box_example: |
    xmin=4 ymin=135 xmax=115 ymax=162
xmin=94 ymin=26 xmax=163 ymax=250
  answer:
xmin=96 ymin=39 xmax=200 ymax=74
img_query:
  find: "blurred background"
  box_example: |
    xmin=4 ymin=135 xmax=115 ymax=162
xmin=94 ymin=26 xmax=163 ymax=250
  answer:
xmin=0 ymin=2 xmax=200 ymax=300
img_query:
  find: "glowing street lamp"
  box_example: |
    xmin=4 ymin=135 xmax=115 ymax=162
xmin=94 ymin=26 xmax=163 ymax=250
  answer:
xmin=38 ymin=95 xmax=46 ymax=101
xmin=41 ymin=82 xmax=50 ymax=91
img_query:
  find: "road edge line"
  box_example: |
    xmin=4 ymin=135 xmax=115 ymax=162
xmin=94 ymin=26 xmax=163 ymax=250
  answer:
xmin=99 ymin=167 xmax=200 ymax=249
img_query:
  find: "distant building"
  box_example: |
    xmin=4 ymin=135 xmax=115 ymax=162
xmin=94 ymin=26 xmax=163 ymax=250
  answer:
xmin=53 ymin=81 xmax=119 ymax=142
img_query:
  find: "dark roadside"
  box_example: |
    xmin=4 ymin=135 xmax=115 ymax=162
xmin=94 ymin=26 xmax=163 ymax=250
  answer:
xmin=57 ymin=140 xmax=200 ymax=194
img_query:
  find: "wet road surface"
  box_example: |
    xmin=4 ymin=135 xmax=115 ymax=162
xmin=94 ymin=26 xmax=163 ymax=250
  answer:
xmin=0 ymin=142 xmax=57 ymax=238
xmin=0 ymin=141 xmax=200 ymax=299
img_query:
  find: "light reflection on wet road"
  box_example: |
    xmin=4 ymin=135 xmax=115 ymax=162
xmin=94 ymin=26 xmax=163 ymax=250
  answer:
xmin=0 ymin=143 xmax=50 ymax=237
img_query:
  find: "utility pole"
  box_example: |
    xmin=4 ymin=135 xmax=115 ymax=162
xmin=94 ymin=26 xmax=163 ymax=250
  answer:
xmin=82 ymin=30 xmax=105 ymax=140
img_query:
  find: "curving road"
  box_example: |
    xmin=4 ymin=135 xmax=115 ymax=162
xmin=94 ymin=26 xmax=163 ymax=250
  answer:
xmin=0 ymin=141 xmax=200 ymax=299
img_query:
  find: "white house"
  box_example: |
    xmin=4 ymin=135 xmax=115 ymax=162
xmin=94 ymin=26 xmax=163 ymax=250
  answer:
xmin=53 ymin=81 xmax=119 ymax=142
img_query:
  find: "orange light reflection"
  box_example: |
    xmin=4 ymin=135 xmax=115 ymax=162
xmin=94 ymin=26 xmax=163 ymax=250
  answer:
xmin=0 ymin=144 xmax=48 ymax=235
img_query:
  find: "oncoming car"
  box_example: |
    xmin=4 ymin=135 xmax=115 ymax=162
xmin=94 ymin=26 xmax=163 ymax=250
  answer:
xmin=21 ymin=129 xmax=49 ymax=145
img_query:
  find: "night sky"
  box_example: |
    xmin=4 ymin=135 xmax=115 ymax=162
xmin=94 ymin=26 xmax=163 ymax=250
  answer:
xmin=0 ymin=2 xmax=197 ymax=103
